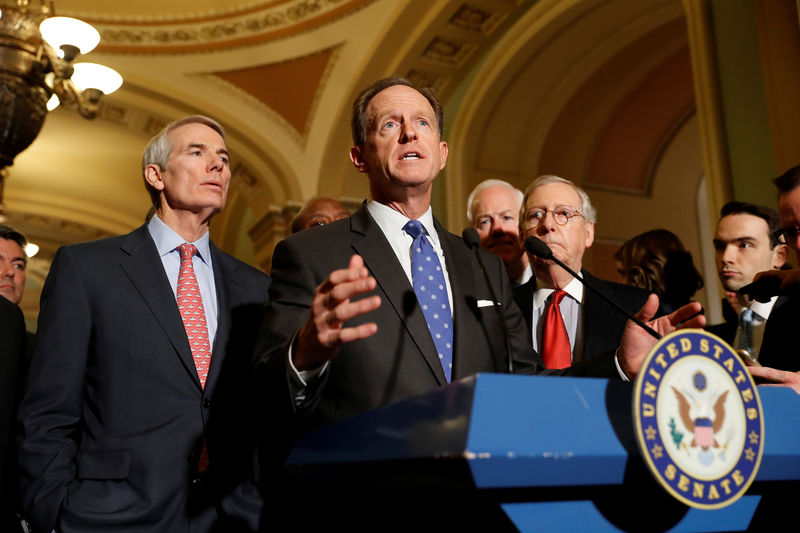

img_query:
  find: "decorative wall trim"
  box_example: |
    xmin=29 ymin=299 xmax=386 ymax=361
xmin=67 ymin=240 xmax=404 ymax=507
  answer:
xmin=89 ymin=0 xmax=373 ymax=53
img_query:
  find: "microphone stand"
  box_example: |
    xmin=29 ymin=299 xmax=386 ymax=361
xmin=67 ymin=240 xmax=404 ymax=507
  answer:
xmin=524 ymin=236 xmax=662 ymax=340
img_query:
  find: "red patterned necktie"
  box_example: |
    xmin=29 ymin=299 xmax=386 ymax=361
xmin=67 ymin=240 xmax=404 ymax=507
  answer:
xmin=542 ymin=289 xmax=571 ymax=369
xmin=177 ymin=243 xmax=211 ymax=473
xmin=177 ymin=243 xmax=212 ymax=387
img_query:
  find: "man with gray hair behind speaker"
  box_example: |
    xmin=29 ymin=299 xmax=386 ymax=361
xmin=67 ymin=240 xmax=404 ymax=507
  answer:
xmin=513 ymin=175 xmax=665 ymax=371
xmin=466 ymin=179 xmax=533 ymax=286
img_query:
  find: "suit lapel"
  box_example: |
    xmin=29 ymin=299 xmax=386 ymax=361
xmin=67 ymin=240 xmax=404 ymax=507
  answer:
xmin=436 ymin=221 xmax=504 ymax=378
xmin=119 ymin=226 xmax=201 ymax=390
xmin=579 ymin=270 xmax=611 ymax=363
xmin=514 ymin=278 xmax=536 ymax=345
xmin=204 ymin=245 xmax=232 ymax=393
xmin=350 ymin=206 xmax=447 ymax=385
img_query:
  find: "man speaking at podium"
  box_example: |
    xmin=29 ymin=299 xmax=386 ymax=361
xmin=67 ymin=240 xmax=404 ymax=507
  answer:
xmin=254 ymin=77 xmax=704 ymax=438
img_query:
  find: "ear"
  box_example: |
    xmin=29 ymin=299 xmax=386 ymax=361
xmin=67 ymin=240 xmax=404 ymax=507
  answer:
xmin=584 ymin=221 xmax=595 ymax=248
xmin=350 ymin=146 xmax=368 ymax=173
xmin=438 ymin=141 xmax=448 ymax=171
xmin=772 ymin=243 xmax=788 ymax=269
xmin=144 ymin=164 xmax=166 ymax=192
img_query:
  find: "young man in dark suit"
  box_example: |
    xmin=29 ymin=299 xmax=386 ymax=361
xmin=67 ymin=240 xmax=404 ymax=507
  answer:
xmin=18 ymin=116 xmax=269 ymax=532
xmin=706 ymin=202 xmax=787 ymax=358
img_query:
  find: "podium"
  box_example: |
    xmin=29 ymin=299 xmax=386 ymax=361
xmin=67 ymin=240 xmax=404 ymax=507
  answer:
xmin=285 ymin=374 xmax=800 ymax=531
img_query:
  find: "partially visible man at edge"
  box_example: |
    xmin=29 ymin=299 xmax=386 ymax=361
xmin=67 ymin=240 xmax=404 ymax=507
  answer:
xmin=466 ymin=179 xmax=533 ymax=286
xmin=254 ymin=77 xmax=704 ymax=437
xmin=0 ymin=225 xmax=29 ymax=532
xmin=747 ymin=165 xmax=800 ymax=391
xmin=17 ymin=116 xmax=270 ymax=532
xmin=0 ymin=225 xmax=27 ymax=308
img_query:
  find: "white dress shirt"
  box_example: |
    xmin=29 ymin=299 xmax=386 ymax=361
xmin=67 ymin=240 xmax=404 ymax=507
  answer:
xmin=515 ymin=264 xmax=534 ymax=286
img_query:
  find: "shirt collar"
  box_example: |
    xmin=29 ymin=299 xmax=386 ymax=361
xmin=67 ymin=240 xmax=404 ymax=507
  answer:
xmin=366 ymin=199 xmax=439 ymax=248
xmin=147 ymin=214 xmax=212 ymax=265
xmin=533 ymin=276 xmax=584 ymax=310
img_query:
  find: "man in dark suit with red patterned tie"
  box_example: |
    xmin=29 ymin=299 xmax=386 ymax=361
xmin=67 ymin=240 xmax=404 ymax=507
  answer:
xmin=17 ymin=116 xmax=269 ymax=532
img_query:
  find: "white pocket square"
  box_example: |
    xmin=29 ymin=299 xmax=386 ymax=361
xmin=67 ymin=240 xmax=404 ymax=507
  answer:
xmin=477 ymin=299 xmax=499 ymax=308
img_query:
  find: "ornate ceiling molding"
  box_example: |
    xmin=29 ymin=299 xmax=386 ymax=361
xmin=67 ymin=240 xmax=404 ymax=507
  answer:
xmin=86 ymin=0 xmax=373 ymax=53
xmin=205 ymin=44 xmax=342 ymax=146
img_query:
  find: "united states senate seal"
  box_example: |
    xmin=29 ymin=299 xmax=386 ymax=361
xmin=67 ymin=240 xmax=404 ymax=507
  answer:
xmin=632 ymin=329 xmax=764 ymax=509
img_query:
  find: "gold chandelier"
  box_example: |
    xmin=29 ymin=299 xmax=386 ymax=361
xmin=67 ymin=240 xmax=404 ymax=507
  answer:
xmin=0 ymin=0 xmax=122 ymax=171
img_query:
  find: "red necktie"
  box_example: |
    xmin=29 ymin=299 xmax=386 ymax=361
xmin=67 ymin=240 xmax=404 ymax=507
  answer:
xmin=177 ymin=243 xmax=212 ymax=387
xmin=542 ymin=290 xmax=571 ymax=369
xmin=177 ymin=243 xmax=211 ymax=472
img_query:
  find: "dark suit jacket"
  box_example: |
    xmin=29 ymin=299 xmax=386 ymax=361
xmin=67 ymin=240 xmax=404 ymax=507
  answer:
xmin=254 ymin=206 xmax=620 ymax=439
xmin=706 ymin=319 xmax=737 ymax=346
xmin=0 ymin=297 xmax=25 ymax=531
xmin=707 ymin=296 xmax=791 ymax=366
xmin=705 ymin=297 xmax=746 ymax=346
xmin=254 ymin=205 xmax=545 ymax=435
xmin=17 ymin=225 xmax=269 ymax=532
xmin=757 ymin=296 xmax=797 ymax=371
xmin=513 ymin=271 xmax=657 ymax=364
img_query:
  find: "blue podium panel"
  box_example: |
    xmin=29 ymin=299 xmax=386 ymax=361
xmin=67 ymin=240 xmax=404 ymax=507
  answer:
xmin=466 ymin=374 xmax=629 ymax=487
xmin=756 ymin=387 xmax=800 ymax=480
xmin=285 ymin=373 xmax=800 ymax=531
xmin=286 ymin=376 xmax=477 ymax=467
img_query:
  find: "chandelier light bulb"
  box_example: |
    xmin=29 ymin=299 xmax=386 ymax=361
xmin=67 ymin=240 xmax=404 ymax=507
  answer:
xmin=46 ymin=94 xmax=60 ymax=111
xmin=71 ymin=63 xmax=123 ymax=94
xmin=40 ymin=17 xmax=101 ymax=55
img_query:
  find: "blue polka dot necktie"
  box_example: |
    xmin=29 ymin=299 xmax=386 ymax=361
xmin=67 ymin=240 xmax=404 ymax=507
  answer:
xmin=403 ymin=220 xmax=453 ymax=382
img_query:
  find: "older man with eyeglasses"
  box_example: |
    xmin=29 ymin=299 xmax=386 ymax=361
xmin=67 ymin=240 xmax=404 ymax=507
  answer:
xmin=512 ymin=175 xmax=666 ymax=370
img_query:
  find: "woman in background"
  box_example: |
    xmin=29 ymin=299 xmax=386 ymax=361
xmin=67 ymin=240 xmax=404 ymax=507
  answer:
xmin=614 ymin=229 xmax=704 ymax=313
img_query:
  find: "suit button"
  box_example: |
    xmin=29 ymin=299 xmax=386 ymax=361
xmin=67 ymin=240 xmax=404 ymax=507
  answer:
xmin=202 ymin=399 xmax=211 ymax=408
xmin=192 ymin=477 xmax=203 ymax=486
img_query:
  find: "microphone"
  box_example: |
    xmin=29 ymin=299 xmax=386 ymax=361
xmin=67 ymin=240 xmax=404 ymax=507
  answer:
xmin=462 ymin=227 xmax=514 ymax=374
xmin=524 ymin=236 xmax=661 ymax=340
xmin=462 ymin=226 xmax=482 ymax=249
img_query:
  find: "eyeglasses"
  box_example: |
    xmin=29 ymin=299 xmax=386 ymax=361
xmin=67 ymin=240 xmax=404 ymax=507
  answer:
xmin=523 ymin=206 xmax=584 ymax=228
xmin=774 ymin=226 xmax=800 ymax=243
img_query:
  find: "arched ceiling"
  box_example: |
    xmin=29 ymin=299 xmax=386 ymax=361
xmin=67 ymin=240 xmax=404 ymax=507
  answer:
xmin=3 ymin=0 xmax=704 ymax=324
xmin=447 ymin=0 xmax=689 ymax=214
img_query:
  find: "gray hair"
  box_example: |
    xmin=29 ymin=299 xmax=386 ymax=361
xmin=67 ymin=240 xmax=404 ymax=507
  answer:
xmin=521 ymin=175 xmax=597 ymax=223
xmin=466 ymin=179 xmax=524 ymax=223
xmin=141 ymin=115 xmax=227 ymax=209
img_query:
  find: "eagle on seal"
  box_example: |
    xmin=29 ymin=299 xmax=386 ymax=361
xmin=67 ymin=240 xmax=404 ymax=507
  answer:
xmin=672 ymin=387 xmax=728 ymax=450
